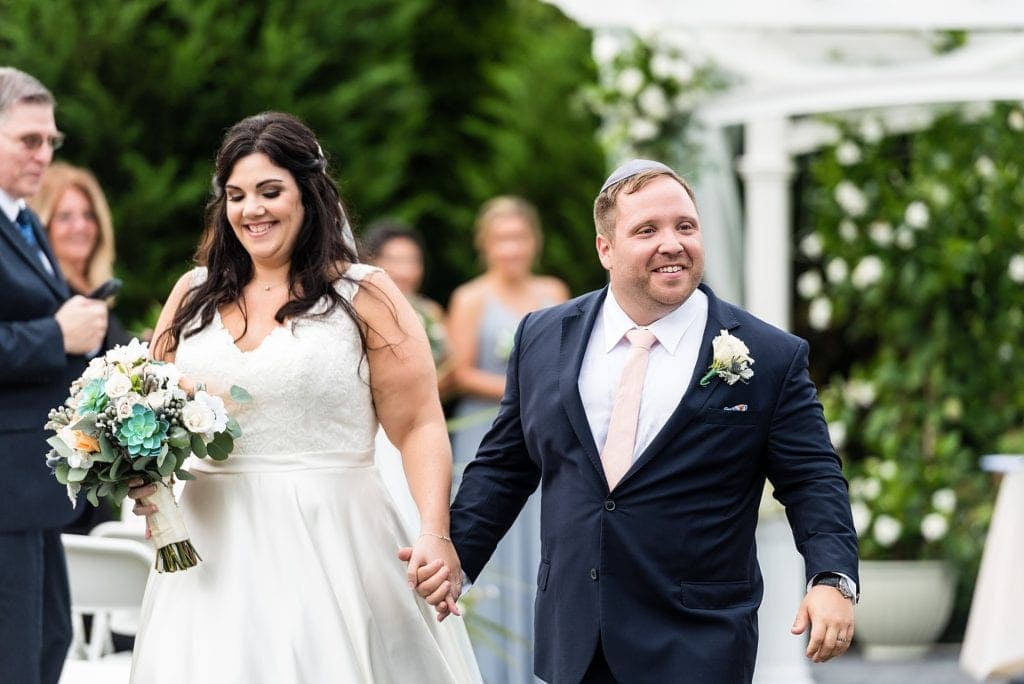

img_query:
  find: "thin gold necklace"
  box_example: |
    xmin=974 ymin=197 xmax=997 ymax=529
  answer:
xmin=257 ymin=280 xmax=287 ymax=292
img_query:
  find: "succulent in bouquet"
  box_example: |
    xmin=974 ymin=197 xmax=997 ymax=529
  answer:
xmin=44 ymin=339 xmax=246 ymax=572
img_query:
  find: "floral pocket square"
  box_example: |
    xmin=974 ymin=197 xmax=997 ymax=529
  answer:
xmin=723 ymin=404 xmax=749 ymax=412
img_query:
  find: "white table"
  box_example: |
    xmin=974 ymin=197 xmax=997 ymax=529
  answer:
xmin=959 ymin=455 xmax=1024 ymax=681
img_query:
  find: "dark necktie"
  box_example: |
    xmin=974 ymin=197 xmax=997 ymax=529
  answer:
xmin=15 ymin=209 xmax=38 ymax=249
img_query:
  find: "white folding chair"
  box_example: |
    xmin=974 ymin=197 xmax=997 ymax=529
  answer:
xmin=61 ymin=534 xmax=153 ymax=663
xmin=91 ymin=520 xmax=149 ymax=546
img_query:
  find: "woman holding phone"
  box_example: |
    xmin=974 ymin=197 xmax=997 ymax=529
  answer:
xmin=30 ymin=162 xmax=130 ymax=350
xmin=30 ymin=162 xmax=130 ymax=533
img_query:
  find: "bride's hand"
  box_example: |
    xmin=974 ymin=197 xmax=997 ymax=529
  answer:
xmin=401 ymin=536 xmax=463 ymax=619
xmin=126 ymin=477 xmax=157 ymax=539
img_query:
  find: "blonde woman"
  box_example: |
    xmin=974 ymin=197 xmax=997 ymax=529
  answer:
xmin=30 ymin=162 xmax=128 ymax=534
xmin=446 ymin=196 xmax=568 ymax=684
xmin=30 ymin=162 xmax=130 ymax=348
xmin=31 ymin=163 xmax=113 ymax=292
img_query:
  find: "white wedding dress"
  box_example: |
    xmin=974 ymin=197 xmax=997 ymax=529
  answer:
xmin=130 ymin=265 xmax=480 ymax=683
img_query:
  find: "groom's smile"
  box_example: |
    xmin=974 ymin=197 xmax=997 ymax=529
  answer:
xmin=597 ymin=174 xmax=705 ymax=325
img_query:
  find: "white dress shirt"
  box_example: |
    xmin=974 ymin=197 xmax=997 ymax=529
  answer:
xmin=579 ymin=287 xmax=708 ymax=461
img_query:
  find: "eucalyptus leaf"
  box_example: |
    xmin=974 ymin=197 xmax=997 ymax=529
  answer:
xmin=225 ymin=417 xmax=242 ymax=439
xmin=86 ymin=488 xmax=100 ymax=507
xmin=207 ymin=432 xmax=234 ymax=461
xmin=168 ymin=426 xmax=190 ymax=449
xmin=67 ymin=467 xmax=88 ymax=483
xmin=190 ymin=434 xmax=208 ymax=458
xmin=54 ymin=462 xmax=70 ymax=485
xmin=229 ymin=385 xmax=252 ymax=403
xmin=175 ymin=469 xmax=196 ymax=481
xmin=158 ymin=453 xmax=176 ymax=478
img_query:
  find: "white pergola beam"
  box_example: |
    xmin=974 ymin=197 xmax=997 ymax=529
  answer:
xmin=546 ymin=1 xmax=1024 ymax=31
xmin=700 ymin=74 xmax=1024 ymax=126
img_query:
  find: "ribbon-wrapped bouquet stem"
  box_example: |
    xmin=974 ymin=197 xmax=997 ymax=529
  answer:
xmin=44 ymin=339 xmax=246 ymax=572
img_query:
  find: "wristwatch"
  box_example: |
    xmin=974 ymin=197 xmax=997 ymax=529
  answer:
xmin=813 ymin=573 xmax=855 ymax=601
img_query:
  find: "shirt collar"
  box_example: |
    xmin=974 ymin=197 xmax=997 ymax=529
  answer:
xmin=0 ymin=188 xmax=25 ymax=224
xmin=601 ymin=286 xmax=707 ymax=355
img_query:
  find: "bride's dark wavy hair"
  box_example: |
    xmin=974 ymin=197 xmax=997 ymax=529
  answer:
xmin=157 ymin=111 xmax=368 ymax=356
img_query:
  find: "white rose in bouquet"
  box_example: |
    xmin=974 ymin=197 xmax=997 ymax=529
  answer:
xmin=104 ymin=372 xmax=134 ymax=399
xmin=182 ymin=391 xmax=229 ymax=440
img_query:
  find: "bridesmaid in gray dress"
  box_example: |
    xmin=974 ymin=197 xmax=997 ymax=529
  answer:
xmin=447 ymin=197 xmax=569 ymax=684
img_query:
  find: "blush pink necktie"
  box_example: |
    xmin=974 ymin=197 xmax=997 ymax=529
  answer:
xmin=601 ymin=327 xmax=658 ymax=490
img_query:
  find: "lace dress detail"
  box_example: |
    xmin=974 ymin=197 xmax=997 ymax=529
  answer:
xmin=130 ymin=264 xmax=480 ymax=683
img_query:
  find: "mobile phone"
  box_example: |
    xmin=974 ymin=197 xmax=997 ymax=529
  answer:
xmin=87 ymin=278 xmax=123 ymax=299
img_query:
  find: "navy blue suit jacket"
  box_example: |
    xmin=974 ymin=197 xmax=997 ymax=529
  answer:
xmin=0 ymin=207 xmax=84 ymax=532
xmin=450 ymin=284 xmax=859 ymax=684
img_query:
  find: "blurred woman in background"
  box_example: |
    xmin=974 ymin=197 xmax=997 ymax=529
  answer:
xmin=30 ymin=161 xmax=130 ymax=348
xmin=30 ymin=162 xmax=130 ymax=534
xmin=362 ymin=219 xmax=451 ymax=393
xmin=446 ymin=196 xmax=568 ymax=684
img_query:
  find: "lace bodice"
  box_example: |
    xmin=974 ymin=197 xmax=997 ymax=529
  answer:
xmin=174 ymin=264 xmax=380 ymax=472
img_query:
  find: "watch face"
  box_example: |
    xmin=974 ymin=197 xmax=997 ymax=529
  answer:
xmin=818 ymin=575 xmax=854 ymax=599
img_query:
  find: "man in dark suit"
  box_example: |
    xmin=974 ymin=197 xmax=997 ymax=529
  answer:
xmin=408 ymin=160 xmax=859 ymax=683
xmin=0 ymin=66 xmax=108 ymax=684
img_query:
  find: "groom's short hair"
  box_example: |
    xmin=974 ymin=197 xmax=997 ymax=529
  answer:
xmin=593 ymin=168 xmax=695 ymax=240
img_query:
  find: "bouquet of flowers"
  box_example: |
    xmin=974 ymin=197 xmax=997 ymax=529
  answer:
xmin=44 ymin=338 xmax=245 ymax=572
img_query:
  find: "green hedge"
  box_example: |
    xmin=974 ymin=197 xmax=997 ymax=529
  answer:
xmin=1 ymin=0 xmax=607 ymax=326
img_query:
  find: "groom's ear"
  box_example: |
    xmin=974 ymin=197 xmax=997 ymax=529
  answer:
xmin=596 ymin=233 xmax=613 ymax=270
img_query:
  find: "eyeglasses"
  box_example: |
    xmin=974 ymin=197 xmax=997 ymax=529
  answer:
xmin=1 ymin=131 xmax=66 ymax=151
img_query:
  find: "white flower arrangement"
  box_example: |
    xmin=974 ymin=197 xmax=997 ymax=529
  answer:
xmin=699 ymin=330 xmax=754 ymax=387
xmin=845 ymin=458 xmax=958 ymax=559
xmin=44 ymin=339 xmax=248 ymax=572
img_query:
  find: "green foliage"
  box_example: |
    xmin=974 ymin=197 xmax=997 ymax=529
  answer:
xmin=796 ymin=103 xmax=1024 ymax=635
xmin=0 ymin=0 xmax=606 ymax=323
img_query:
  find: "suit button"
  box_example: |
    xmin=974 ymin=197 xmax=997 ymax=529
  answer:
xmin=604 ymin=500 xmax=616 ymax=511
xmin=590 ymin=568 xmax=598 ymax=581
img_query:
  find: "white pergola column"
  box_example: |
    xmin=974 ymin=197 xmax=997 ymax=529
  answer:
xmin=738 ymin=117 xmax=794 ymax=330
xmin=738 ymin=117 xmax=814 ymax=684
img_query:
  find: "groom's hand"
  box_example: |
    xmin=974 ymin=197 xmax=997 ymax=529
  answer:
xmin=791 ymin=585 xmax=855 ymax=663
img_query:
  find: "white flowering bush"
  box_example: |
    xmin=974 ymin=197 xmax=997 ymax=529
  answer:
xmin=586 ymin=32 xmax=727 ymax=167
xmin=795 ymin=105 xmax=1024 ymax=575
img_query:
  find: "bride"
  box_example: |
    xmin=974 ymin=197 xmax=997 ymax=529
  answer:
xmin=127 ymin=112 xmax=479 ymax=683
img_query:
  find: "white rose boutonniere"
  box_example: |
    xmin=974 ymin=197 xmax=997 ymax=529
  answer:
xmin=700 ymin=330 xmax=754 ymax=387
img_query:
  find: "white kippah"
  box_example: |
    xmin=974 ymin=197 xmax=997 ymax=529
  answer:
xmin=600 ymin=159 xmax=675 ymax=193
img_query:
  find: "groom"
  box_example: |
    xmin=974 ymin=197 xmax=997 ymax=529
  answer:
xmin=408 ymin=160 xmax=858 ymax=683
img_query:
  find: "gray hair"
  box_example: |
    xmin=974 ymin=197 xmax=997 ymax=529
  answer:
xmin=0 ymin=67 xmax=55 ymax=121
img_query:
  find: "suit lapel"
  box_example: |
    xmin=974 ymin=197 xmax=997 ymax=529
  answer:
xmin=558 ymin=288 xmax=607 ymax=482
xmin=620 ymin=284 xmax=740 ymax=484
xmin=0 ymin=210 xmax=68 ymax=299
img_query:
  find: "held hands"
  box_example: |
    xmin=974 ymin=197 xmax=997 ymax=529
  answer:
xmin=791 ymin=584 xmax=855 ymax=663
xmin=55 ymin=295 xmax=108 ymax=355
xmin=397 ymin=535 xmax=463 ymax=622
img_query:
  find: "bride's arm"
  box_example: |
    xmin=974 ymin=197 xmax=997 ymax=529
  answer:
xmin=356 ymin=271 xmax=462 ymax=612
